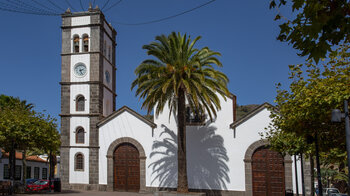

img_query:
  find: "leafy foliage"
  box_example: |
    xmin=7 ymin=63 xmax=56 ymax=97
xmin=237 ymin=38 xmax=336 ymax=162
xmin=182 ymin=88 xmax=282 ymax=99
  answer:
xmin=132 ymin=32 xmax=229 ymax=192
xmin=0 ymin=95 xmax=60 ymax=154
xmin=131 ymin=32 xmax=229 ymax=120
xmin=270 ymin=0 xmax=350 ymax=63
xmin=265 ymin=45 xmax=350 ymax=164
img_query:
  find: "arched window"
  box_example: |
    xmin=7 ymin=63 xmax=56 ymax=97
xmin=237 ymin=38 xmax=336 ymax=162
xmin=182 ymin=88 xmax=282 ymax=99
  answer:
xmin=103 ymin=40 xmax=106 ymax=55
xmin=75 ymin=153 xmax=84 ymax=171
xmin=108 ymin=46 xmax=111 ymax=61
xmin=76 ymin=95 xmax=85 ymax=111
xmin=75 ymin=127 xmax=85 ymax=144
xmin=83 ymin=34 xmax=89 ymax=52
xmin=73 ymin=35 xmax=79 ymax=53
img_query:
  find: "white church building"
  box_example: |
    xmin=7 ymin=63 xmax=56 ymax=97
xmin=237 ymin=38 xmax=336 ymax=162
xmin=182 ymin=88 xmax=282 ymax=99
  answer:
xmin=59 ymin=8 xmax=312 ymax=196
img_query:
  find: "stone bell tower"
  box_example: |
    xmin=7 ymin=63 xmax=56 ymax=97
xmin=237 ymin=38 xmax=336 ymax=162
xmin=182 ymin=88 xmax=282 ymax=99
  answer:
xmin=60 ymin=7 xmax=116 ymax=190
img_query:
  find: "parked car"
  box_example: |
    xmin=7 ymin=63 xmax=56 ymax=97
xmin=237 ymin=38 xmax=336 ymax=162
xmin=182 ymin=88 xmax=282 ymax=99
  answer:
xmin=323 ymin=188 xmax=340 ymax=196
xmin=26 ymin=180 xmax=53 ymax=192
xmin=330 ymin=194 xmax=347 ymax=196
xmin=25 ymin=178 xmax=38 ymax=185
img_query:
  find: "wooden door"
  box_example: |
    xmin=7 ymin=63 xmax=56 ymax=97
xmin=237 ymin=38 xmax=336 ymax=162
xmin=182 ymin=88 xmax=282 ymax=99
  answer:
xmin=252 ymin=147 xmax=285 ymax=196
xmin=114 ymin=143 xmax=140 ymax=192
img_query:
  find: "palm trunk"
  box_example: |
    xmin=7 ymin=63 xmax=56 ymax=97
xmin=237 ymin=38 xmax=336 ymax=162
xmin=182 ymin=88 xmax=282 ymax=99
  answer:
xmin=177 ymin=88 xmax=188 ymax=192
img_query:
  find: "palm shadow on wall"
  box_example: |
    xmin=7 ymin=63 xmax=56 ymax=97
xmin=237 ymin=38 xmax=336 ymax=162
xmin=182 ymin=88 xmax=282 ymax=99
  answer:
xmin=149 ymin=124 xmax=230 ymax=191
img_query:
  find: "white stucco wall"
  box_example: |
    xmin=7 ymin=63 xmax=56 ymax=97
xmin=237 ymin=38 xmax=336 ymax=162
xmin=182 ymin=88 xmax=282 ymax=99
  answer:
xmin=71 ymin=16 xmax=90 ymax=26
xmin=103 ymin=89 xmax=113 ymax=117
xmin=98 ymin=110 xmax=154 ymax=185
xmin=0 ymin=158 xmax=48 ymax=181
xmin=70 ymin=117 xmax=90 ymax=147
xmin=70 ymin=84 xmax=90 ymax=114
xmin=151 ymin=95 xmax=237 ymax=190
xmin=69 ymin=148 xmax=89 ymax=184
xmin=70 ymin=54 xmax=90 ymax=82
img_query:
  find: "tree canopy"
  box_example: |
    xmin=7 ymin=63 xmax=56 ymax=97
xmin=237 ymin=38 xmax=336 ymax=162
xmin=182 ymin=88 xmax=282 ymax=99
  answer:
xmin=265 ymin=45 xmax=350 ymax=164
xmin=270 ymin=0 xmax=350 ymax=63
xmin=0 ymin=95 xmax=60 ymax=154
xmin=132 ymin=32 xmax=229 ymax=192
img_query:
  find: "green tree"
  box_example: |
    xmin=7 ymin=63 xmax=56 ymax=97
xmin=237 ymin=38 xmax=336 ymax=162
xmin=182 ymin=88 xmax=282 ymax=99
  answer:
xmin=0 ymin=95 xmax=60 ymax=184
xmin=266 ymin=44 xmax=349 ymax=192
xmin=270 ymin=0 xmax=350 ymax=63
xmin=131 ymin=32 xmax=229 ymax=192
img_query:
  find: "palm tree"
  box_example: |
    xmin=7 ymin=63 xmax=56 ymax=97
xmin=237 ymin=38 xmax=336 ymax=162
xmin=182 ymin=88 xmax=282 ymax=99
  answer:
xmin=131 ymin=32 xmax=229 ymax=192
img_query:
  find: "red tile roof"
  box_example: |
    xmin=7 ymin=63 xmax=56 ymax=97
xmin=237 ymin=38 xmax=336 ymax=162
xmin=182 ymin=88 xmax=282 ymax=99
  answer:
xmin=1 ymin=150 xmax=47 ymax=163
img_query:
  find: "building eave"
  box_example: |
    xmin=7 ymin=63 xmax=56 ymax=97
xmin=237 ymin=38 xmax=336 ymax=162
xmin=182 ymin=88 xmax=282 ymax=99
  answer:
xmin=229 ymin=102 xmax=276 ymax=129
xmin=97 ymin=106 xmax=157 ymax=128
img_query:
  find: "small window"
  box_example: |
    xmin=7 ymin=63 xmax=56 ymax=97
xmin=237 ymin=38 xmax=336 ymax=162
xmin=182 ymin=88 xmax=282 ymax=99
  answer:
xmin=26 ymin=166 xmax=31 ymax=179
xmin=83 ymin=34 xmax=89 ymax=52
xmin=3 ymin=164 xmax=9 ymax=179
xmin=75 ymin=153 xmax=84 ymax=171
xmin=34 ymin=167 xmax=40 ymax=179
xmin=76 ymin=95 xmax=85 ymax=111
xmin=108 ymin=46 xmax=111 ymax=60
xmin=73 ymin=35 xmax=79 ymax=53
xmin=76 ymin=127 xmax=85 ymax=144
xmin=42 ymin=168 xmax=47 ymax=179
xmin=186 ymin=106 xmax=205 ymax=125
xmin=103 ymin=40 xmax=106 ymax=55
xmin=15 ymin=165 xmax=21 ymax=180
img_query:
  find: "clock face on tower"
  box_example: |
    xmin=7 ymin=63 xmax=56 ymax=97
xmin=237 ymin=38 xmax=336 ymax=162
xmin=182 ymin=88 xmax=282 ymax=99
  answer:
xmin=74 ymin=63 xmax=87 ymax=77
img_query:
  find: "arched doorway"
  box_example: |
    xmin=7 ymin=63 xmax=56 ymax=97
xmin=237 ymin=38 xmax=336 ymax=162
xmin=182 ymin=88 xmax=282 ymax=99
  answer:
xmin=114 ymin=143 xmax=140 ymax=192
xmin=252 ymin=146 xmax=285 ymax=196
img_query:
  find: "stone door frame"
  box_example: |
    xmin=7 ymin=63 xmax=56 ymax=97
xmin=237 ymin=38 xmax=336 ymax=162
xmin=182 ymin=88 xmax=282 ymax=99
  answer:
xmin=243 ymin=140 xmax=293 ymax=196
xmin=106 ymin=137 xmax=146 ymax=192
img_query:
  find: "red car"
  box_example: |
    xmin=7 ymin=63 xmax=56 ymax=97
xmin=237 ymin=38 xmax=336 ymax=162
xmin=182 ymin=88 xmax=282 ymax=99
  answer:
xmin=26 ymin=180 xmax=54 ymax=192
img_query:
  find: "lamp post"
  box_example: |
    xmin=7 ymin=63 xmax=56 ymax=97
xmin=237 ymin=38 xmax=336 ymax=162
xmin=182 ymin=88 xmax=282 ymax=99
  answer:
xmin=331 ymin=99 xmax=350 ymax=195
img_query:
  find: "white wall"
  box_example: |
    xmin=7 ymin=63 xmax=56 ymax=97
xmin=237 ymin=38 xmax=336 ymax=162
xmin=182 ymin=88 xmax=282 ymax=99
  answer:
xmin=71 ymin=16 xmax=90 ymax=26
xmin=103 ymin=89 xmax=113 ymax=117
xmin=70 ymin=117 xmax=90 ymax=147
xmin=70 ymin=54 xmax=90 ymax=82
xmin=0 ymin=158 xmax=48 ymax=181
xmin=70 ymin=84 xmax=90 ymax=114
xmin=98 ymin=110 xmax=154 ymax=185
xmin=69 ymin=148 xmax=89 ymax=184
xmin=151 ymin=95 xmax=237 ymax=190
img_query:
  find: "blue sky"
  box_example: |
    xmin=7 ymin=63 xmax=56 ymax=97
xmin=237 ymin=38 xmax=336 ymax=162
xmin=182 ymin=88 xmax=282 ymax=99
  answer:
xmin=0 ymin=0 xmax=304 ymax=127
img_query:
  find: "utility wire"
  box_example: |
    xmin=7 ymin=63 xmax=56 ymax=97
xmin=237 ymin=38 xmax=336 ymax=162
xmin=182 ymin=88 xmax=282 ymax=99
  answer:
xmin=64 ymin=0 xmax=77 ymax=12
xmin=47 ymin=0 xmax=66 ymax=12
xmin=0 ymin=1 xmax=58 ymax=15
xmin=101 ymin=0 xmax=110 ymax=10
xmin=30 ymin=0 xmax=60 ymax=14
xmin=79 ymin=0 xmax=84 ymax=11
xmin=111 ymin=0 xmax=217 ymax=26
xmin=103 ymin=0 xmax=122 ymax=13
xmin=12 ymin=0 xmax=57 ymax=15
xmin=1 ymin=0 xmax=56 ymax=14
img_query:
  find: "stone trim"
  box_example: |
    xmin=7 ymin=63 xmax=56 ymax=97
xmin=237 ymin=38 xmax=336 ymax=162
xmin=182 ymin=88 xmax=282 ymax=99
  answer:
xmin=97 ymin=106 xmax=157 ymax=128
xmin=61 ymin=146 xmax=100 ymax=148
xmin=61 ymin=51 xmax=117 ymax=68
xmin=230 ymin=103 xmax=277 ymax=129
xmin=59 ymin=113 xmax=101 ymax=117
xmin=243 ymin=140 xmax=293 ymax=196
xmin=106 ymin=137 xmax=146 ymax=193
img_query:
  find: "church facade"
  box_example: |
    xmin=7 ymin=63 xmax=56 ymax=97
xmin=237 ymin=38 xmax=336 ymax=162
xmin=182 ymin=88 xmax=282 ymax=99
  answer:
xmin=60 ymin=9 xmax=312 ymax=196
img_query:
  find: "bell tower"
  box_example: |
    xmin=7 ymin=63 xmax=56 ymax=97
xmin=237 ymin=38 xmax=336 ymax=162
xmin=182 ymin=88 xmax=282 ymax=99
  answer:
xmin=60 ymin=8 xmax=116 ymax=189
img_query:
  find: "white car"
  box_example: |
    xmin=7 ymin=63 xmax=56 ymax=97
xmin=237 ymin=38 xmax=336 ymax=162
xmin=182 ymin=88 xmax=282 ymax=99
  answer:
xmin=323 ymin=188 xmax=340 ymax=196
